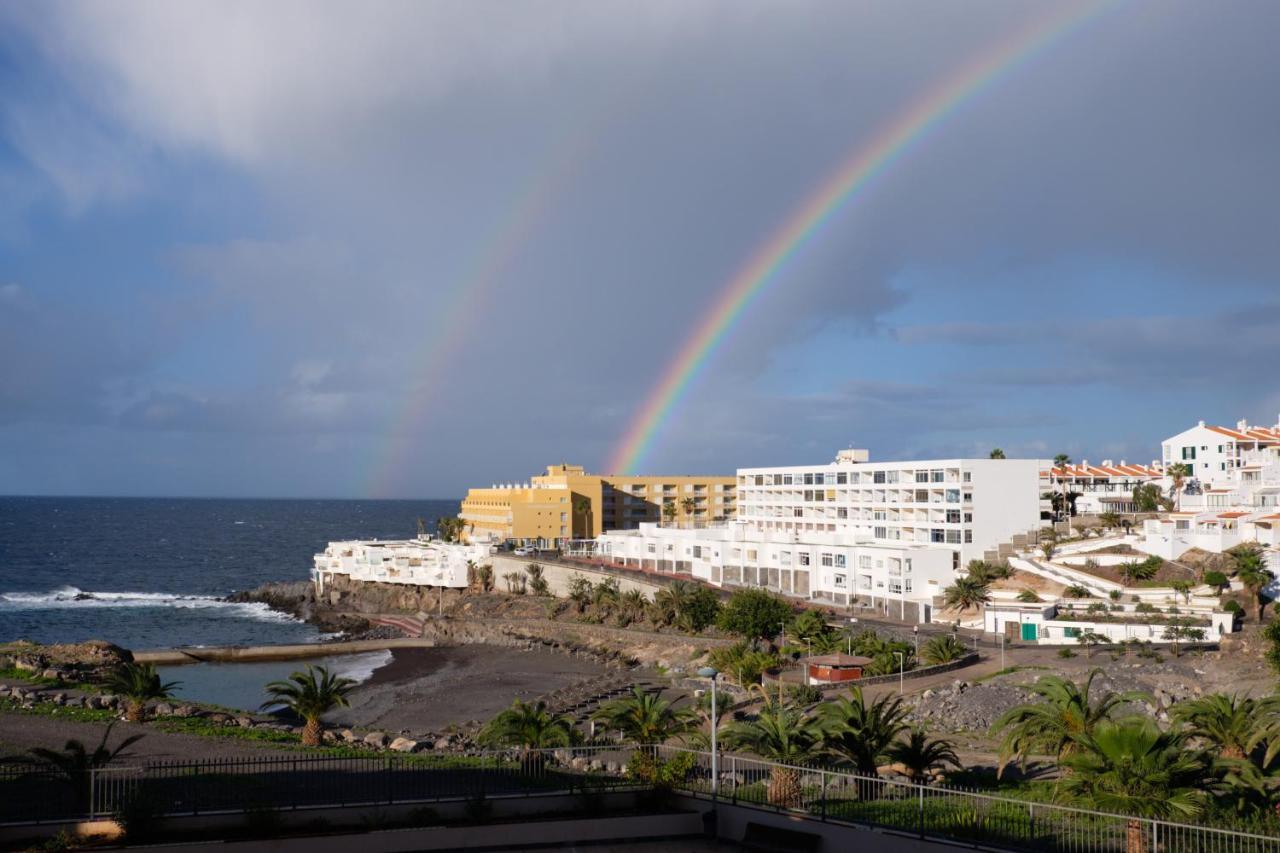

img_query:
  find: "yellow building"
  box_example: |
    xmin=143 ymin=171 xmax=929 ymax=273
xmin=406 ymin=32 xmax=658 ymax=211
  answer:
xmin=459 ymin=464 xmax=737 ymax=546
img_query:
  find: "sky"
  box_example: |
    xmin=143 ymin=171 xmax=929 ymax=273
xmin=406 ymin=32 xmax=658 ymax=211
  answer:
xmin=1 ymin=0 xmax=1278 ymax=499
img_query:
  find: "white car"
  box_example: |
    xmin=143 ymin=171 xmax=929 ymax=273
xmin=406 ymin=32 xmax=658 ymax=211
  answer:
xmin=513 ymin=547 xmax=533 ymax=556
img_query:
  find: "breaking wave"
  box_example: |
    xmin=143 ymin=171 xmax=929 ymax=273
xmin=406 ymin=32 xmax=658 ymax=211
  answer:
xmin=0 ymin=586 xmax=298 ymax=623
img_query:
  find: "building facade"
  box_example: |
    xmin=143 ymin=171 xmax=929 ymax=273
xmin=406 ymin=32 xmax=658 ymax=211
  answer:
xmin=596 ymin=449 xmax=1046 ymax=623
xmin=312 ymin=538 xmax=494 ymax=593
xmin=459 ymin=464 xmax=736 ymax=546
xmin=1140 ymin=417 xmax=1280 ymax=561
xmin=1043 ymin=459 xmax=1165 ymax=515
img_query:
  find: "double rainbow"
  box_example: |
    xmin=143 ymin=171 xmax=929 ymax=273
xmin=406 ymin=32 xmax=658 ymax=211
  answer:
xmin=607 ymin=0 xmax=1114 ymax=475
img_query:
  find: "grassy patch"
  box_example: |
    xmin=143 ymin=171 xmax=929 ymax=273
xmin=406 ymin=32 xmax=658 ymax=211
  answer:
xmin=0 ymin=697 xmax=116 ymax=724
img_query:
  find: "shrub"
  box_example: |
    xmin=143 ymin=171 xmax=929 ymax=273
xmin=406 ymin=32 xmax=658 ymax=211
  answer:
xmin=716 ymin=589 xmax=792 ymax=640
xmin=1017 ymin=588 xmax=1043 ymax=603
xmin=1057 ymin=648 xmax=1076 ymax=658
xmin=786 ymin=684 xmax=824 ymax=706
xmin=1086 ymin=602 xmax=1108 ymax=615
xmin=1203 ymin=570 xmax=1228 ymax=592
xmin=1108 ymin=589 xmax=1122 ymax=601
xmin=1222 ymin=600 xmax=1243 ymax=615
xmin=1134 ymin=602 xmax=1157 ymax=614
xmin=922 ymin=634 xmax=969 ymax=665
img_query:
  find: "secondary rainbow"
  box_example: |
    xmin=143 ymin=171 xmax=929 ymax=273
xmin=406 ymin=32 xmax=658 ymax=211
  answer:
xmin=367 ymin=138 xmax=593 ymax=497
xmin=607 ymin=0 xmax=1115 ymax=476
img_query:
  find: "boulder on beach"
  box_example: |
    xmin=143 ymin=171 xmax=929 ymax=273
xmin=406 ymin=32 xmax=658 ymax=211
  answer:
xmin=364 ymin=731 xmax=389 ymax=748
xmin=389 ymin=737 xmax=418 ymax=753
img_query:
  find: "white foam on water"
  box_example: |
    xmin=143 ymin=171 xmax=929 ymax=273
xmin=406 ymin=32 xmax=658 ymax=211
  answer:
xmin=327 ymin=649 xmax=393 ymax=683
xmin=0 ymin=586 xmax=300 ymax=623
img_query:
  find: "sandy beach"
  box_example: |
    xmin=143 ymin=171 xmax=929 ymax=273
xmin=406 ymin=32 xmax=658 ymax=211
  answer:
xmin=329 ymin=645 xmax=611 ymax=733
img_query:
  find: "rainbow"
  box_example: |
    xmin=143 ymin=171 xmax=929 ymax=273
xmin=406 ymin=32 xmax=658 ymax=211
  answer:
xmin=607 ymin=0 xmax=1115 ymax=476
xmin=367 ymin=137 xmax=594 ymax=497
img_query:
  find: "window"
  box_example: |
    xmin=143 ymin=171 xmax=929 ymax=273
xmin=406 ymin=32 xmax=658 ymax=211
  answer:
xmin=873 ymin=471 xmax=886 ymax=484
xmin=836 ymin=472 xmax=847 ymax=484
xmin=964 ymin=530 xmax=973 ymax=543
xmin=915 ymin=471 xmax=929 ymax=483
xmin=946 ymin=510 xmax=961 ymax=523
xmin=646 ymin=544 xmax=656 ymax=554
xmin=834 ymin=554 xmax=846 ymax=568
xmin=1063 ymin=627 xmax=1081 ymax=638
xmin=692 ymin=546 xmax=702 ymax=558
xmin=946 ymin=530 xmax=961 ymax=544
xmin=820 ymin=552 xmax=833 ymax=567
xmin=931 ymin=529 xmax=945 ymax=543
xmin=799 ymin=552 xmax=811 ymax=566
xmin=874 ymin=526 xmax=887 ymax=538
xmin=834 ymin=573 xmax=847 ymax=588
xmin=963 ymin=471 xmax=972 ymax=482
xmin=859 ymin=555 xmax=873 ymax=569
xmin=963 ymin=512 xmax=972 ymax=523
xmin=931 ymin=470 xmax=945 ymax=483
xmin=946 ymin=490 xmax=960 ymax=503
xmin=1182 ymin=447 xmax=1196 ymax=460
xmin=780 ymin=550 xmax=791 ymax=563
xmin=747 ymin=549 xmax=757 ymax=561
xmin=904 ymin=579 xmax=912 ymax=593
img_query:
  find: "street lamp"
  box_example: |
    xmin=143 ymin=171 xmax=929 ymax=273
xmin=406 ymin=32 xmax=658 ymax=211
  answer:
xmin=913 ymin=625 xmax=919 ymax=656
xmin=847 ymin=617 xmax=858 ymax=656
xmin=697 ymin=666 xmax=720 ymax=797
xmin=802 ymin=637 xmax=812 ymax=686
xmin=999 ymin=633 xmax=1006 ymax=670
xmin=893 ymin=650 xmax=905 ymax=695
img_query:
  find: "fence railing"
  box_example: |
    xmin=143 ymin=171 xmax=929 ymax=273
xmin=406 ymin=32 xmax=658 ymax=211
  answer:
xmin=4 ymin=744 xmax=1279 ymax=852
xmin=652 ymin=745 xmax=1280 ymax=853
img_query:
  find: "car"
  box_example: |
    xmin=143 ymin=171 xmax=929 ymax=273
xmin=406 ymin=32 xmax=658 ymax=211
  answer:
xmin=513 ymin=547 xmax=533 ymax=556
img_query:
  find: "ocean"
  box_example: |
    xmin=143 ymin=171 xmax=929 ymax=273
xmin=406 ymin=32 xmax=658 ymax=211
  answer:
xmin=0 ymin=496 xmax=456 ymax=707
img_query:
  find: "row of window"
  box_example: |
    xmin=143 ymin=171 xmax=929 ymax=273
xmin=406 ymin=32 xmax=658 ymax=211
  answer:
xmin=743 ymin=469 xmax=973 ymax=486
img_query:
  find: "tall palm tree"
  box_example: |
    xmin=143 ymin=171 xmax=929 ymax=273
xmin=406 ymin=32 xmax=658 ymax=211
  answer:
xmin=106 ymin=663 xmax=180 ymax=723
xmin=652 ymin=579 xmax=694 ymax=627
xmin=721 ymin=702 xmax=824 ymax=807
xmin=479 ymin=699 xmax=576 ymax=753
xmin=592 ymin=686 xmax=697 ymax=745
xmin=680 ymin=496 xmax=696 ymax=520
xmin=989 ymin=448 xmax=1006 ymax=459
xmin=261 ymin=665 xmax=356 ymax=746
xmin=661 ymin=500 xmax=677 ymax=527
xmin=1060 ymin=719 xmax=1209 ymax=853
xmin=991 ymin=670 xmax=1147 ymax=776
xmin=1165 ymin=462 xmax=1190 ymax=510
xmin=572 ymin=497 xmax=591 ymax=542
xmin=885 ymin=729 xmax=961 ymax=784
xmin=617 ymin=589 xmax=648 ymax=625
xmin=816 ymin=686 xmax=911 ymax=778
xmin=1053 ymin=453 xmax=1072 ymax=527
xmin=942 ymin=576 xmax=991 ymax=614
xmin=1170 ymin=693 xmax=1268 ymax=761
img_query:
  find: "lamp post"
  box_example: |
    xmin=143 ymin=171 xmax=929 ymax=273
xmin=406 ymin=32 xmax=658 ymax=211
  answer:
xmin=893 ymin=650 xmax=905 ymax=695
xmin=999 ymin=633 xmax=1006 ymax=670
xmin=803 ymin=637 xmax=812 ymax=686
xmin=913 ymin=625 xmax=919 ymax=657
xmin=847 ymin=617 xmax=858 ymax=656
xmin=697 ymin=666 xmax=719 ymax=798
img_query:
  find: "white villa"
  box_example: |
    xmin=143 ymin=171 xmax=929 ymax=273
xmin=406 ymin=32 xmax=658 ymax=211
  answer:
xmin=597 ymin=450 xmax=1046 ymax=623
xmin=1044 ymin=459 xmax=1166 ymax=515
xmin=1140 ymin=418 xmax=1280 ymax=560
xmin=312 ymin=538 xmax=494 ymax=594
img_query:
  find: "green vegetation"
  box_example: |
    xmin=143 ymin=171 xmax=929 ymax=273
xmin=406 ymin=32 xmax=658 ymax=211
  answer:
xmin=715 ymin=588 xmax=792 ymax=641
xmin=106 ymin=662 xmax=180 ymax=723
xmin=992 ymin=669 xmax=1148 ymax=776
xmin=478 ymin=699 xmax=576 ymax=751
xmin=706 ymin=641 xmax=779 ymax=686
xmin=886 ymin=729 xmax=960 ymax=784
xmin=524 ymin=563 xmax=550 ymax=596
xmin=1231 ymin=544 xmax=1274 ymax=620
xmin=591 ymin=687 xmax=697 ymax=745
xmin=920 ymin=634 xmax=968 ymax=665
xmin=942 ymin=576 xmax=991 ymax=613
xmin=260 ymin=665 xmax=356 ymax=747
xmin=651 ymin=580 xmax=720 ymax=633
xmin=434 ymin=516 xmax=464 ymax=542
xmin=817 ymin=686 xmax=910 ymax=778
xmin=1203 ymin=570 xmax=1229 ymax=593
xmin=1132 ymin=483 xmax=1169 ymax=513
xmin=1118 ymin=556 xmax=1163 ymax=584
xmin=721 ymin=700 xmax=823 ymax=806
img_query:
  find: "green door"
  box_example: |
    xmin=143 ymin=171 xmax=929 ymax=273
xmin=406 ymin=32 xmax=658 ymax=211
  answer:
xmin=1021 ymin=622 xmax=1038 ymax=642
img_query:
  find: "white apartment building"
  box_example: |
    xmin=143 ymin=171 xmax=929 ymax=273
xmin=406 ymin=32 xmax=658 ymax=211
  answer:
xmin=1141 ymin=417 xmax=1280 ymax=561
xmin=597 ymin=449 xmax=1045 ymax=623
xmin=597 ymin=522 xmax=955 ymax=621
xmin=312 ymin=538 xmax=494 ymax=594
xmin=734 ymin=450 xmax=1044 ymax=571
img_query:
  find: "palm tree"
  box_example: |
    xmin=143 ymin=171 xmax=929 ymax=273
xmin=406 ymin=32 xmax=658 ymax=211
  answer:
xmin=617 ymin=589 xmax=648 ymax=626
xmin=1039 ymin=540 xmax=1057 ymax=561
xmin=592 ymin=686 xmax=697 ymax=745
xmin=1170 ymin=693 xmax=1268 ymax=761
xmin=479 ymin=700 xmax=576 ymax=759
xmin=721 ymin=703 xmax=824 ymax=807
xmin=921 ymin=634 xmax=968 ymax=665
xmin=1165 ymin=462 xmax=1190 ymax=511
xmin=1076 ymin=630 xmax=1111 ymax=659
xmin=1170 ymin=579 xmax=1192 ymax=604
xmin=1053 ymin=453 xmax=1072 ymax=527
xmin=816 ymin=687 xmax=911 ymax=778
xmin=261 ymin=665 xmax=356 ymax=746
xmin=1060 ymin=719 xmax=1210 ymax=853
xmin=1017 ymin=588 xmax=1043 ymax=603
xmin=989 ymin=448 xmax=1006 ymax=459
xmin=661 ymin=500 xmax=677 ymax=527
xmin=28 ymin=725 xmax=145 ymax=810
xmin=680 ymin=496 xmax=696 ymax=520
xmin=1098 ymin=511 xmax=1121 ymax=531
xmin=106 ymin=662 xmax=180 ymax=723
xmin=651 ymin=579 xmax=694 ymax=627
xmin=572 ymin=497 xmax=591 ymax=541
xmin=525 ymin=562 xmax=550 ymax=596
xmin=885 ymin=730 xmax=960 ymax=784
xmin=942 ymin=576 xmax=991 ymax=614
xmin=1233 ymin=545 xmax=1275 ymax=620
xmin=992 ymin=670 xmax=1147 ymax=776
xmin=1064 ymin=584 xmax=1092 ymax=599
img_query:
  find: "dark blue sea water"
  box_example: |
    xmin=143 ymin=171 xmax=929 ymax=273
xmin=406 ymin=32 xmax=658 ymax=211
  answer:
xmin=0 ymin=496 xmax=456 ymax=650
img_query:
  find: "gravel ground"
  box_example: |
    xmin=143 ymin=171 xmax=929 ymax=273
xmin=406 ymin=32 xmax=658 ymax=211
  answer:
xmin=0 ymin=713 xmax=285 ymax=761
